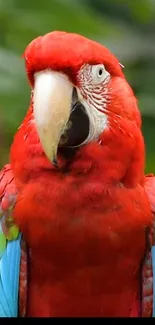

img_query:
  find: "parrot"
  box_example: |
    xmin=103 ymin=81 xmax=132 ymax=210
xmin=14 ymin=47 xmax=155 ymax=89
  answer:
xmin=0 ymin=30 xmax=155 ymax=317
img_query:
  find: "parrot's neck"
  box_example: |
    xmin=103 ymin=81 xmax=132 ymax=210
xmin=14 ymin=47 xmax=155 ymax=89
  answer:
xmin=10 ymin=106 xmax=151 ymax=316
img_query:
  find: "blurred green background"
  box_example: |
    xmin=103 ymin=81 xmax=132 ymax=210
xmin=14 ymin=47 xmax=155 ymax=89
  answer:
xmin=0 ymin=0 xmax=155 ymax=172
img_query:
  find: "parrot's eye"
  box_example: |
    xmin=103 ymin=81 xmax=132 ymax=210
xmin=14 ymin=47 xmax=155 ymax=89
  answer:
xmin=91 ymin=64 xmax=110 ymax=84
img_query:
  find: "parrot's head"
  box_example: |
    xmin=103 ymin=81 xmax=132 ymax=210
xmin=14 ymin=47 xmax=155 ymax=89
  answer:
xmin=24 ymin=31 xmax=142 ymax=169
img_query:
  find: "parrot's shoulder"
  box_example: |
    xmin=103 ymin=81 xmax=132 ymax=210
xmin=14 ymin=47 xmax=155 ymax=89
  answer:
xmin=0 ymin=215 xmax=22 ymax=317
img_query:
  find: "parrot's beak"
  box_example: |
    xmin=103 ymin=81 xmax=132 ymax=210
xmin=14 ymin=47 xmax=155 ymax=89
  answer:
xmin=34 ymin=70 xmax=73 ymax=166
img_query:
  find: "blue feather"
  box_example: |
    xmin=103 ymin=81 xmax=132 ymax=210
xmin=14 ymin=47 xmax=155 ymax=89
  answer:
xmin=0 ymin=215 xmax=22 ymax=317
xmin=7 ymin=239 xmax=14 ymax=283
xmin=6 ymin=240 xmax=15 ymax=306
xmin=0 ymin=304 xmax=7 ymax=317
xmin=1 ymin=248 xmax=14 ymax=316
xmin=0 ymin=277 xmax=11 ymax=316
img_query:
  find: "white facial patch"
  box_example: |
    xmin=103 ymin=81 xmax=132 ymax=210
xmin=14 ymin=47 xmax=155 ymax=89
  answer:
xmin=76 ymin=64 xmax=110 ymax=144
xmin=77 ymin=90 xmax=108 ymax=145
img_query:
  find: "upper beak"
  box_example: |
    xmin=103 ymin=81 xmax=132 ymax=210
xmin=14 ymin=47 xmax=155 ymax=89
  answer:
xmin=33 ymin=70 xmax=73 ymax=166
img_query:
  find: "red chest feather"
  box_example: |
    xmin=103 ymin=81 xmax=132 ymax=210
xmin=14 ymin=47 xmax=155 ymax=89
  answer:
xmin=12 ymin=171 xmax=151 ymax=317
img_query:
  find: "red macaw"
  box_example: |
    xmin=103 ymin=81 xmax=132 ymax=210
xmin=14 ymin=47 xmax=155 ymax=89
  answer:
xmin=0 ymin=31 xmax=155 ymax=317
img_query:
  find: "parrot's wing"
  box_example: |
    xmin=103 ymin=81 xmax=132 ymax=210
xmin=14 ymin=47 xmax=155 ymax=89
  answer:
xmin=0 ymin=164 xmax=27 ymax=318
xmin=142 ymin=175 xmax=155 ymax=317
xmin=0 ymin=220 xmax=22 ymax=317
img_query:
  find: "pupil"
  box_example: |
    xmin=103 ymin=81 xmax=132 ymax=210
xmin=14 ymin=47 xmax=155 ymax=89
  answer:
xmin=99 ymin=69 xmax=103 ymax=76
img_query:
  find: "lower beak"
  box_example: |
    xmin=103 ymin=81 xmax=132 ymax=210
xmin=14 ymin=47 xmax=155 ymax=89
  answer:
xmin=33 ymin=70 xmax=73 ymax=165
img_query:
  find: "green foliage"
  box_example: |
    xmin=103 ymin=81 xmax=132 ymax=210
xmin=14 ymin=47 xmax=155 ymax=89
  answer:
xmin=0 ymin=0 xmax=155 ymax=172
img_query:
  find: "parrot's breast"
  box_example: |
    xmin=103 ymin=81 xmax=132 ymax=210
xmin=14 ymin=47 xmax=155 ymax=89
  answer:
xmin=12 ymin=174 xmax=152 ymax=317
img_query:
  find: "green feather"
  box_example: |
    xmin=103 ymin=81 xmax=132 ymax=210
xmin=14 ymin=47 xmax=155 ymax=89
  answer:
xmin=0 ymin=231 xmax=6 ymax=258
xmin=6 ymin=225 xmax=19 ymax=241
